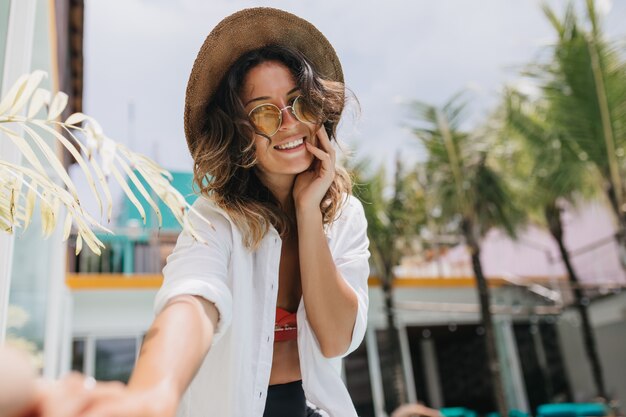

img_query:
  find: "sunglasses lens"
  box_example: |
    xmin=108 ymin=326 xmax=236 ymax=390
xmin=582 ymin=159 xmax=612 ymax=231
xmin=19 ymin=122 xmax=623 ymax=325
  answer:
xmin=249 ymin=104 xmax=281 ymax=136
xmin=293 ymin=96 xmax=320 ymax=124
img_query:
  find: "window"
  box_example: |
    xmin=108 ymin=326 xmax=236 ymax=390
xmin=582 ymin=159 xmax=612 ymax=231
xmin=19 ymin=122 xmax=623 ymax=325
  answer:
xmin=72 ymin=338 xmax=86 ymax=372
xmin=95 ymin=338 xmax=137 ymax=383
xmin=344 ymin=338 xmax=376 ymax=417
xmin=71 ymin=334 xmax=143 ymax=383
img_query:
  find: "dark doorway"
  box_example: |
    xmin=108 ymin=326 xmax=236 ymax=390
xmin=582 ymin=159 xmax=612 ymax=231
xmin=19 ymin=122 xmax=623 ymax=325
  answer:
xmin=407 ymin=324 xmax=496 ymax=413
xmin=344 ymin=333 xmax=376 ymax=417
xmin=513 ymin=321 xmax=571 ymax=411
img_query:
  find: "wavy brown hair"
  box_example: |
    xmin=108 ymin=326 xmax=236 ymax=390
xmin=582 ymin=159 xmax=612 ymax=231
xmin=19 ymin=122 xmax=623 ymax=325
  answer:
xmin=191 ymin=45 xmax=353 ymax=249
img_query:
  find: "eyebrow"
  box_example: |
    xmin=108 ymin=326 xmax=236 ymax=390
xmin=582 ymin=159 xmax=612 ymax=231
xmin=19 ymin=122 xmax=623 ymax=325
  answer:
xmin=244 ymin=87 xmax=300 ymax=107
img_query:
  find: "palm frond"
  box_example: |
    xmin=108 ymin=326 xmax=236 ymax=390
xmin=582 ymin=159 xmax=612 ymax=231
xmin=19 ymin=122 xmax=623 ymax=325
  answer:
xmin=0 ymin=71 xmax=210 ymax=253
xmin=528 ymin=3 xmax=626 ymax=212
xmin=348 ymin=157 xmax=427 ymax=279
xmin=0 ymin=161 xmax=108 ymax=254
xmin=411 ymin=92 xmax=525 ymax=241
xmin=502 ymin=87 xmax=602 ymax=226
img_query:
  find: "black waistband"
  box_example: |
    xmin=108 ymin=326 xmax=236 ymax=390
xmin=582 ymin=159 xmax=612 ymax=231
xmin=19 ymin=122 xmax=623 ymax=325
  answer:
xmin=264 ymin=380 xmax=306 ymax=417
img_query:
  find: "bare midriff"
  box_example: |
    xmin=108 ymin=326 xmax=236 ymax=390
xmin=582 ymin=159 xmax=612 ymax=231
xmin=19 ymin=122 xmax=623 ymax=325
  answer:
xmin=269 ymin=228 xmax=302 ymax=386
xmin=269 ymin=338 xmax=302 ymax=385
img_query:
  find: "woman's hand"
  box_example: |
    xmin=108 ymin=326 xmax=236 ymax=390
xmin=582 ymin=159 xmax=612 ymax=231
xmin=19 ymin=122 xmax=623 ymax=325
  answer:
xmin=11 ymin=374 xmax=178 ymax=417
xmin=36 ymin=376 xmax=178 ymax=417
xmin=0 ymin=346 xmax=39 ymax=417
xmin=390 ymin=403 xmax=444 ymax=417
xmin=37 ymin=374 xmax=124 ymax=417
xmin=293 ymin=126 xmax=336 ymax=213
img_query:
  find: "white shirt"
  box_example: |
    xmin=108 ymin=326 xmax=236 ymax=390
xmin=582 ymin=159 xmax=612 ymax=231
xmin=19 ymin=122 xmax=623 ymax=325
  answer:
xmin=154 ymin=194 xmax=370 ymax=417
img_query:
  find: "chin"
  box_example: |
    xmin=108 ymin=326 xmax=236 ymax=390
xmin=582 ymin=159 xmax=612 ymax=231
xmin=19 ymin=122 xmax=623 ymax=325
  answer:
xmin=256 ymin=151 xmax=314 ymax=178
xmin=285 ymin=164 xmax=311 ymax=176
xmin=296 ymin=156 xmax=315 ymax=173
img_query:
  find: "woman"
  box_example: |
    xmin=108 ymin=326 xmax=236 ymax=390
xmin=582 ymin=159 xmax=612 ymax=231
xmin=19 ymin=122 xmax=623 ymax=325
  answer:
xmin=15 ymin=7 xmax=370 ymax=417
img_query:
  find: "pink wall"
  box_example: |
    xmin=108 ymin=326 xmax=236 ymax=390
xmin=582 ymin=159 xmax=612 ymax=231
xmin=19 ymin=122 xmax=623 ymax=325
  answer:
xmin=398 ymin=202 xmax=626 ymax=286
xmin=480 ymin=202 xmax=626 ymax=285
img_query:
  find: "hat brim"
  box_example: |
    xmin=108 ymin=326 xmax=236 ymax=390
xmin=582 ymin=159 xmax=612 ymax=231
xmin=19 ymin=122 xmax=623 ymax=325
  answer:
xmin=184 ymin=7 xmax=344 ymax=156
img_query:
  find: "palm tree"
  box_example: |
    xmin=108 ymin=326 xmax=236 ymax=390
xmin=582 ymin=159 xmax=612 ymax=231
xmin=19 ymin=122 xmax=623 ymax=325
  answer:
xmin=510 ymin=0 xmax=626 ymax=398
xmin=505 ymin=85 xmax=608 ymax=399
xmin=532 ymin=0 xmax=626 ymax=266
xmin=351 ymin=155 xmax=426 ymax=414
xmin=410 ymin=93 xmax=524 ymax=417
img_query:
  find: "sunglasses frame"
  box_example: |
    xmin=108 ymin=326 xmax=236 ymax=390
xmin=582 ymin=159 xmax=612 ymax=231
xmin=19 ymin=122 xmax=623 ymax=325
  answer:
xmin=247 ymin=95 xmax=314 ymax=138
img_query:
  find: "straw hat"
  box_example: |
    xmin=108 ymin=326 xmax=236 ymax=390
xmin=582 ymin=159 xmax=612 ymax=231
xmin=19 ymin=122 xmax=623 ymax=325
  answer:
xmin=184 ymin=7 xmax=344 ymax=156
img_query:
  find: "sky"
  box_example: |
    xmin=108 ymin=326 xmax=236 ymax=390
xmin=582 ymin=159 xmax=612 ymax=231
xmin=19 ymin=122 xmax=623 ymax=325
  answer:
xmin=77 ymin=0 xmax=626 ymax=216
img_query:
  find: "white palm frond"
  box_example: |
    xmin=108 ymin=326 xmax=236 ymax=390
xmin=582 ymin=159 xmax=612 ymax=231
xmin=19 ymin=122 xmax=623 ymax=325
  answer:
xmin=0 ymin=71 xmax=210 ymax=253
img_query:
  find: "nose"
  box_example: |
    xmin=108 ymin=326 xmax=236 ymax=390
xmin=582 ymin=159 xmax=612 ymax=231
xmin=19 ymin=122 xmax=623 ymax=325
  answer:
xmin=278 ymin=105 xmax=298 ymax=131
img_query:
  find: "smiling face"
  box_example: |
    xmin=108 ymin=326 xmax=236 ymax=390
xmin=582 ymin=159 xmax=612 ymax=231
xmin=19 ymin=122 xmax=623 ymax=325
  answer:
xmin=240 ymin=61 xmax=318 ymax=188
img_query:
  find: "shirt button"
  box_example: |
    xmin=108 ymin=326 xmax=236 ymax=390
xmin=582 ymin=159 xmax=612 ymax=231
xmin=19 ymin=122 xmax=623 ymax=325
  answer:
xmin=267 ymin=336 xmax=270 ymax=342
xmin=259 ymin=391 xmax=263 ymax=398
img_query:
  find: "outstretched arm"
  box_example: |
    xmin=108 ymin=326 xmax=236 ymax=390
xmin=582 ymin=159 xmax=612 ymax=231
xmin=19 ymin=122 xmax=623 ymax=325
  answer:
xmin=125 ymin=295 xmax=219 ymax=412
xmin=6 ymin=295 xmax=219 ymax=417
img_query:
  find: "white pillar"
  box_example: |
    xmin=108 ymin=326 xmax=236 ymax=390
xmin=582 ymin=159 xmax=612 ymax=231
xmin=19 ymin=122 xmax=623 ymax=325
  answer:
xmin=421 ymin=338 xmax=443 ymax=408
xmin=398 ymin=322 xmax=418 ymax=403
xmin=84 ymin=335 xmax=95 ymax=377
xmin=494 ymin=317 xmax=530 ymax=412
xmin=58 ymin=290 xmax=74 ymax=375
xmin=43 ymin=233 xmax=69 ymax=378
xmin=0 ymin=0 xmax=37 ymax=345
xmin=365 ymin=329 xmax=388 ymax=417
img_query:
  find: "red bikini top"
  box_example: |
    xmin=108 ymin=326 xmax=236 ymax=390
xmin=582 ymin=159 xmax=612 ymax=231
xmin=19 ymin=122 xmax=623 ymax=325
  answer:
xmin=275 ymin=307 xmax=297 ymax=342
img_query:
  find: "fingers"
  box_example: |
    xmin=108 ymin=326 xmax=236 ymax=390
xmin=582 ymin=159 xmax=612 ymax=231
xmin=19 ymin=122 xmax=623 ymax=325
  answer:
xmin=0 ymin=346 xmax=38 ymax=417
xmin=80 ymin=381 xmax=125 ymax=402
xmin=38 ymin=376 xmax=126 ymax=417
xmin=305 ymin=141 xmax=330 ymax=161
xmin=305 ymin=142 xmax=334 ymax=175
xmin=81 ymin=399 xmax=130 ymax=417
xmin=81 ymin=384 xmax=168 ymax=417
xmin=315 ymin=127 xmax=336 ymax=164
xmin=39 ymin=374 xmax=94 ymax=417
xmin=305 ymin=127 xmax=336 ymax=173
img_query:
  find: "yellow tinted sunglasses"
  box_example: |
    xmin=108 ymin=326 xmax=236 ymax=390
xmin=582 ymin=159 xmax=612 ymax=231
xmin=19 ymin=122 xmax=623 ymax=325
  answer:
xmin=248 ymin=96 xmax=319 ymax=137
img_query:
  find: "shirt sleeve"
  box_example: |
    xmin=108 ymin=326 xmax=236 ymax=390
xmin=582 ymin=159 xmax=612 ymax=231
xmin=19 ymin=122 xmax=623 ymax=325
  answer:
xmin=153 ymin=201 xmax=233 ymax=346
xmin=331 ymin=195 xmax=371 ymax=358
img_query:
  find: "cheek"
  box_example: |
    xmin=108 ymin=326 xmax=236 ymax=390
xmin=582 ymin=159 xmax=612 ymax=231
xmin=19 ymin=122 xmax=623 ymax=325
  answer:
xmin=253 ymin=136 xmax=271 ymax=157
xmin=252 ymin=137 xmax=278 ymax=172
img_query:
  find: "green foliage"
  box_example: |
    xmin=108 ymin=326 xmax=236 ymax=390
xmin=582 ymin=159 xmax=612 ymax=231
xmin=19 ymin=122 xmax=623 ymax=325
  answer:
xmin=350 ymin=156 xmax=426 ymax=281
xmin=502 ymin=89 xmax=602 ymax=224
xmin=530 ymin=1 xmax=626 ymax=215
xmin=410 ymin=93 xmax=524 ymax=242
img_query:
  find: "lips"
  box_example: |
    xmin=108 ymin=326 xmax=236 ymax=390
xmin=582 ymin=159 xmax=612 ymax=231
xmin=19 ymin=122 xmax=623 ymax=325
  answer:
xmin=273 ymin=136 xmax=307 ymax=150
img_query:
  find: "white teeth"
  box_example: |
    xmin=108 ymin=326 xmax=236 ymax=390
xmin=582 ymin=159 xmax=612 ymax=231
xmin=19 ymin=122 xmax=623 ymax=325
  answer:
xmin=275 ymin=138 xmax=304 ymax=150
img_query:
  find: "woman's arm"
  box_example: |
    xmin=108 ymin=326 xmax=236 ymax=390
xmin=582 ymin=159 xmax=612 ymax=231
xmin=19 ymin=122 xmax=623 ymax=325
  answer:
xmin=296 ymin=206 xmax=358 ymax=358
xmin=124 ymin=295 xmax=219 ymax=413
xmin=31 ymin=295 xmax=218 ymax=417
xmin=294 ymin=127 xmax=364 ymax=358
